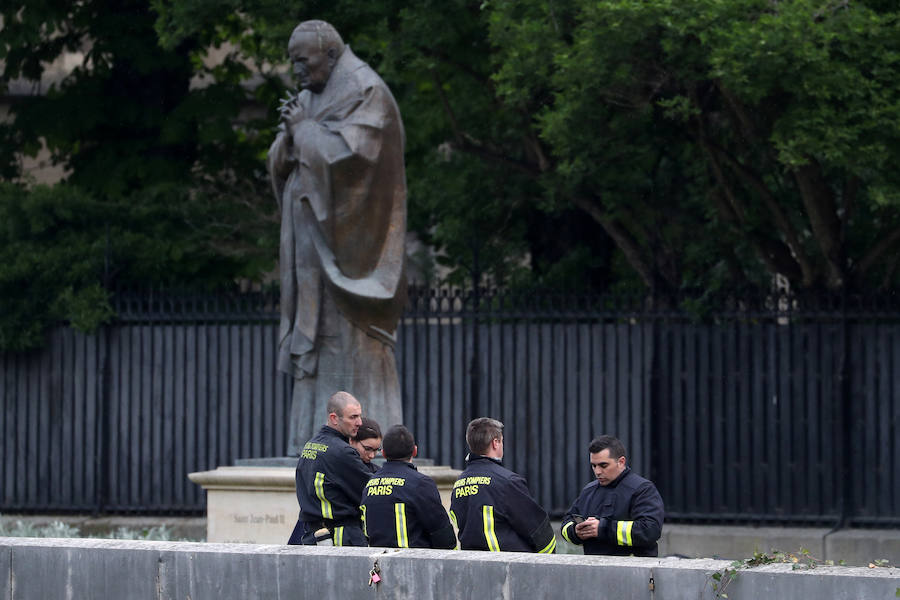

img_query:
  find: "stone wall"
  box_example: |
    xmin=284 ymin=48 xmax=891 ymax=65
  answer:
xmin=1 ymin=537 xmax=898 ymax=599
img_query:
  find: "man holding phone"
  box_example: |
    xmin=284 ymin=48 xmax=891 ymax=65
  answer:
xmin=561 ymin=435 xmax=664 ymax=556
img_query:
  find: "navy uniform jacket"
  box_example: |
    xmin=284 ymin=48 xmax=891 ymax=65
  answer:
xmin=561 ymin=467 xmax=664 ymax=556
xmin=296 ymin=425 xmax=373 ymax=526
xmin=360 ymin=460 xmax=456 ymax=549
xmin=449 ymin=455 xmax=556 ymax=553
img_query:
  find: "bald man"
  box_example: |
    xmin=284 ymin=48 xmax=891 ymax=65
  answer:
xmin=288 ymin=391 xmax=373 ymax=545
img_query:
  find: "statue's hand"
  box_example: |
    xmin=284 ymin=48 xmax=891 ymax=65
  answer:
xmin=279 ymin=94 xmax=306 ymax=130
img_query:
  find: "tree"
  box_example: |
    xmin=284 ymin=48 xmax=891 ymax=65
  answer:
xmin=489 ymin=0 xmax=900 ymax=295
xmin=0 ymin=0 xmax=283 ymax=348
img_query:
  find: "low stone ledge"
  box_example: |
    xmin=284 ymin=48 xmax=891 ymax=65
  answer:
xmin=2 ymin=537 xmax=898 ymax=600
xmin=659 ymin=524 xmax=900 ymax=567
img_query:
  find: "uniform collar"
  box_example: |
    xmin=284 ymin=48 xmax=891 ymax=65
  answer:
xmin=467 ymin=454 xmax=502 ymax=467
xmin=320 ymin=425 xmax=349 ymax=443
xmin=386 ymin=460 xmax=418 ymax=471
xmin=605 ymin=466 xmax=631 ymax=488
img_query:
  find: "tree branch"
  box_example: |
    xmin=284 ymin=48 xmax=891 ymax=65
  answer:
xmin=840 ymin=175 xmax=859 ymax=245
xmin=571 ymin=195 xmax=659 ymax=292
xmin=703 ymin=138 xmax=817 ymax=286
xmin=430 ymin=68 xmax=463 ymax=145
xmin=690 ymin=94 xmax=804 ymax=283
xmin=793 ymin=159 xmax=845 ymax=288
xmin=427 ymin=67 xmax=542 ymax=177
xmin=415 ymin=45 xmax=493 ymax=89
xmin=857 ymin=224 xmax=900 ymax=278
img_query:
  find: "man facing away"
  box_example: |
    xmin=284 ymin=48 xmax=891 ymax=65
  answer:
xmin=288 ymin=391 xmax=373 ymax=546
xmin=561 ymin=435 xmax=664 ymax=556
xmin=360 ymin=424 xmax=456 ymax=549
xmin=449 ymin=418 xmax=556 ymax=553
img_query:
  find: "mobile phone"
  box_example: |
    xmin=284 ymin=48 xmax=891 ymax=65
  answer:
xmin=571 ymin=514 xmax=585 ymax=524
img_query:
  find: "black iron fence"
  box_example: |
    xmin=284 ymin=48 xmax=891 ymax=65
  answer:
xmin=1 ymin=289 xmax=898 ymax=526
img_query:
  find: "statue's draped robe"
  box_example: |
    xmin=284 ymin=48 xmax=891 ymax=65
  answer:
xmin=268 ymin=48 xmax=407 ymax=454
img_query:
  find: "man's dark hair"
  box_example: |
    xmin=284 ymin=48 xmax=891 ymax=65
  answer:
xmin=382 ymin=424 xmax=415 ymax=460
xmin=354 ymin=417 xmax=382 ymax=443
xmin=466 ymin=417 xmax=503 ymax=455
xmin=589 ymin=435 xmax=626 ymax=459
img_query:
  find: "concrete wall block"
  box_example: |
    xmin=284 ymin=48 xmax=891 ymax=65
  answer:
xmin=7 ymin=539 xmax=161 ymax=600
xmin=374 ymin=549 xmax=511 ymax=599
xmin=0 ymin=543 xmax=10 ymax=600
xmin=651 ymin=558 xmax=736 ymax=600
xmin=162 ymin=543 xmax=378 ymax=600
xmin=505 ymin=555 xmax=653 ymax=599
xmin=660 ymin=525 xmax=828 ymax=560
xmin=726 ymin=564 xmax=900 ymax=599
xmin=824 ymin=529 xmax=900 ymax=565
xmin=1 ymin=538 xmax=899 ymax=600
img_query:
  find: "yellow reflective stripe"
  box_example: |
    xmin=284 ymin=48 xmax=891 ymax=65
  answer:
xmin=360 ymin=505 xmax=367 ymax=537
xmin=617 ymin=520 xmax=634 ymax=546
xmin=561 ymin=521 xmax=576 ymax=544
xmin=333 ymin=526 xmax=344 ymax=546
xmin=537 ymin=536 xmax=556 ymax=554
xmin=395 ymin=503 xmax=409 ymax=548
xmin=449 ymin=509 xmax=458 ymax=529
xmin=482 ymin=505 xmax=500 ymax=551
xmin=314 ymin=472 xmax=333 ymax=519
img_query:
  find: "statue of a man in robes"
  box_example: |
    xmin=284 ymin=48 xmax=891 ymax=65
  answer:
xmin=267 ymin=20 xmax=407 ymax=455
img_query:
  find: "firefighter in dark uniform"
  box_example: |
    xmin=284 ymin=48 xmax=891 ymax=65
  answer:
xmin=561 ymin=435 xmax=664 ymax=556
xmin=449 ymin=417 xmax=556 ymax=553
xmin=288 ymin=391 xmax=373 ymax=546
xmin=360 ymin=424 xmax=457 ymax=548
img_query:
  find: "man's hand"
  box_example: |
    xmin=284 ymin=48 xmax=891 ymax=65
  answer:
xmin=574 ymin=516 xmax=608 ymax=540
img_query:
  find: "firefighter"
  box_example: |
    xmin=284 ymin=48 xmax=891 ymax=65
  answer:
xmin=287 ymin=391 xmax=373 ymax=546
xmin=449 ymin=418 xmax=556 ymax=553
xmin=361 ymin=424 xmax=456 ymax=548
xmin=561 ymin=435 xmax=664 ymax=556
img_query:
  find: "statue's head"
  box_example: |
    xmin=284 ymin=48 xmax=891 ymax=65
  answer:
xmin=288 ymin=20 xmax=345 ymax=94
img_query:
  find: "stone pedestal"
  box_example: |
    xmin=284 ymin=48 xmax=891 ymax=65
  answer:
xmin=189 ymin=462 xmax=461 ymax=544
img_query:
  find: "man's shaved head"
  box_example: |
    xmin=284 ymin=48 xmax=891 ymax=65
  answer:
xmin=326 ymin=391 xmax=363 ymax=438
xmin=327 ymin=390 xmax=358 ymax=416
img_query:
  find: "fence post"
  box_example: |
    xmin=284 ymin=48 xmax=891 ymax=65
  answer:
xmin=94 ymin=323 xmax=111 ymax=515
xmin=469 ymin=286 xmax=481 ymax=423
xmin=835 ymin=290 xmax=852 ymax=528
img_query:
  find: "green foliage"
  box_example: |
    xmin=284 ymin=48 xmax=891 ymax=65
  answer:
xmin=0 ymin=182 xmax=257 ymax=350
xmin=0 ymin=0 xmax=281 ymax=349
xmin=708 ymin=548 xmax=851 ymax=598
xmin=488 ymin=0 xmax=900 ymax=295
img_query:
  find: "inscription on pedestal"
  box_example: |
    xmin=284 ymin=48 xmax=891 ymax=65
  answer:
xmin=190 ymin=463 xmax=461 ymax=544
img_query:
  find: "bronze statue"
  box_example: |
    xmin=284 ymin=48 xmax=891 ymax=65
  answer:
xmin=267 ymin=20 xmax=407 ymax=455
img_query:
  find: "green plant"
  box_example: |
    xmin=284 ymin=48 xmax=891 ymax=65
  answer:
xmin=707 ymin=548 xmax=843 ymax=598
